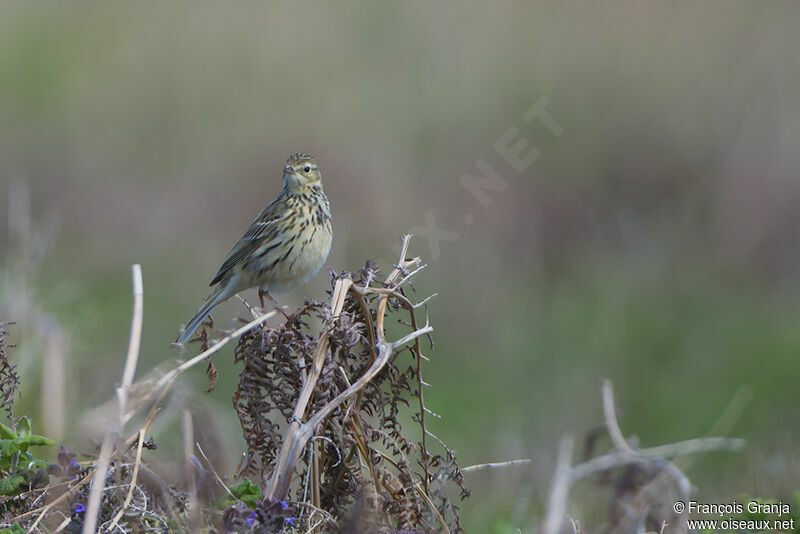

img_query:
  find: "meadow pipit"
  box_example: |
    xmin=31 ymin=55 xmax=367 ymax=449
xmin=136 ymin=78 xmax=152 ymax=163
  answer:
xmin=175 ymin=153 xmax=332 ymax=345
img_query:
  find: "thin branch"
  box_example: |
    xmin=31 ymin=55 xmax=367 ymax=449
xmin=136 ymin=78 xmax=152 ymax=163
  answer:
xmin=412 ymin=482 xmax=451 ymax=534
xmin=413 ymin=293 xmax=438 ymax=309
xmin=81 ymin=434 xmax=115 ymax=534
xmin=83 ymin=264 xmax=144 ymax=534
xmin=182 ymin=411 xmax=200 ymax=532
xmin=602 ymin=379 xmax=633 ymax=454
xmin=159 ymin=309 xmax=278 ymax=390
xmin=543 ymin=436 xmax=574 ymax=534
xmin=118 ymin=264 xmax=144 ymax=420
xmin=396 ymin=262 xmax=427 ymax=288
xmin=569 ymin=436 xmax=745 ymax=482
xmin=393 ymin=323 xmax=433 ymax=348
xmin=196 ymin=443 xmax=234 ymax=498
xmin=304 ymin=325 xmax=432 ymax=432
xmin=462 ymin=459 xmax=533 ymax=473
xmin=108 ymin=427 xmax=148 ymax=529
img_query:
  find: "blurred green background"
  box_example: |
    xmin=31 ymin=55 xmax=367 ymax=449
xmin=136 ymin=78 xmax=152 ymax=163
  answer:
xmin=2 ymin=1 xmax=800 ymax=530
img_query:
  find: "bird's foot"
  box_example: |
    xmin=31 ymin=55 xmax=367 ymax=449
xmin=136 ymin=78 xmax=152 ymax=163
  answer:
xmin=259 ymin=289 xmax=291 ymax=321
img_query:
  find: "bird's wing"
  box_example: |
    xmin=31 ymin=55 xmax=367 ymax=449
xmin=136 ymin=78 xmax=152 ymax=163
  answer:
xmin=209 ymin=195 xmax=287 ymax=286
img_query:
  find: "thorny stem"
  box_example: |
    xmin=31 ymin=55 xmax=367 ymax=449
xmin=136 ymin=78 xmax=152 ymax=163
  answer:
xmin=264 ymin=235 xmax=438 ymax=517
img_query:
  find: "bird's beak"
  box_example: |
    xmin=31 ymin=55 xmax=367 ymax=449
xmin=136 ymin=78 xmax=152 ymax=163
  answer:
xmin=283 ymin=165 xmax=295 ymax=175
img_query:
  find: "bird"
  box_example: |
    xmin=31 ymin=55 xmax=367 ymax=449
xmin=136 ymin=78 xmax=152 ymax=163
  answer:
xmin=175 ymin=152 xmax=332 ymax=345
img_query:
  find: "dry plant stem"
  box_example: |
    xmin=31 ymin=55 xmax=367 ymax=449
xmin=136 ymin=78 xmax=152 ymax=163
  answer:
xmin=345 ymin=417 xmax=381 ymax=499
xmin=118 ymin=264 xmax=144 ymax=422
xmin=568 ymin=437 xmax=745 ymax=482
xmin=345 ymin=282 xmax=383 ymax=496
xmin=543 ymin=436 xmax=574 ymax=534
xmin=602 ymin=379 xmax=633 ymax=453
xmin=83 ymin=264 xmax=144 ymax=534
xmin=411 ymin=303 xmax=429 ymax=493
xmin=461 ymin=459 xmax=533 ymax=473
xmin=291 ymin=278 xmax=351 ymax=422
xmin=81 ymin=435 xmax=114 ymax=534
xmin=160 ymin=309 xmax=278 ymax=390
xmin=362 ymin=253 xmax=432 ymax=494
xmin=196 ymin=443 xmax=234 ymax=498
xmin=108 ymin=429 xmax=148 ymax=530
xmin=264 ymin=277 xmax=352 ymax=498
xmin=311 ymin=441 xmax=321 ymax=510
xmin=53 ymin=515 xmax=73 ymax=533
xmin=412 ymin=482 xmax=451 ymax=534
xmin=183 ymin=411 xmax=200 ymax=533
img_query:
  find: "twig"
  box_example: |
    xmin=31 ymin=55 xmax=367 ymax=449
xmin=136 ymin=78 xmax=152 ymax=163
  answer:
xmin=118 ymin=264 xmax=144 ymax=422
xmin=265 ymin=278 xmax=352 ymax=498
xmin=413 ymin=293 xmax=438 ymax=309
xmin=108 ymin=428 xmax=148 ymax=530
xmin=81 ymin=435 xmax=115 ymax=534
xmin=543 ymin=436 xmax=574 ymax=534
xmin=602 ymin=379 xmax=633 ymax=453
xmin=83 ymin=264 xmax=144 ymax=534
xmin=196 ymin=443 xmax=234 ymax=498
xmin=412 ymin=482 xmax=451 ymax=534
xmin=182 ymin=411 xmax=200 ymax=533
xmin=462 ymin=459 xmax=533 ymax=473
xmin=53 ymin=514 xmax=73 ymax=533
xmin=395 ymin=262 xmax=427 ymax=288
xmin=568 ymin=437 xmax=745 ymax=482
xmin=159 ymin=309 xmax=278 ymax=390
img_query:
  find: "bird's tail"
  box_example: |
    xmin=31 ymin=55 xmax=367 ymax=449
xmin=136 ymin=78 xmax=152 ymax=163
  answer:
xmin=175 ymin=283 xmax=233 ymax=345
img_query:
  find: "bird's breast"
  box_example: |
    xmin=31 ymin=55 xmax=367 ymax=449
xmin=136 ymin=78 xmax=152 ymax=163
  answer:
xmin=253 ymin=207 xmax=332 ymax=293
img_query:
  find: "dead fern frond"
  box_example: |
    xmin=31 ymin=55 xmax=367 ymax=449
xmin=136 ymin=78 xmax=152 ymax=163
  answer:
xmin=233 ymin=235 xmax=469 ymax=532
xmin=0 ymin=321 xmax=20 ymax=423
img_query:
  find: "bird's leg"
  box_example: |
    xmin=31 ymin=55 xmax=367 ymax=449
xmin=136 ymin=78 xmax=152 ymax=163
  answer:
xmin=258 ymin=288 xmax=267 ymax=308
xmin=259 ymin=288 xmax=291 ymax=320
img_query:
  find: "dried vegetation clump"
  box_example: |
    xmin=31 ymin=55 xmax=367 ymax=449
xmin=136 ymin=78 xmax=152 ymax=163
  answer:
xmin=0 ymin=237 xmax=470 ymax=533
xmin=0 ymin=322 xmax=20 ymax=422
xmin=233 ymin=258 xmax=468 ymax=531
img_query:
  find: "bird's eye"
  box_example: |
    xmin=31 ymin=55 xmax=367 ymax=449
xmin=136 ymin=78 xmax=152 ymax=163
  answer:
xmin=304 ymin=166 xmax=311 ymax=173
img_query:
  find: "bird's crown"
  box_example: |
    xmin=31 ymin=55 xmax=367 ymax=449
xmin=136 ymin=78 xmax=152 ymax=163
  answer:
xmin=287 ymin=152 xmax=316 ymax=167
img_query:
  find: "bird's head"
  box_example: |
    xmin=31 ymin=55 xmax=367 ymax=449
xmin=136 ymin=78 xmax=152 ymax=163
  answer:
xmin=283 ymin=153 xmax=322 ymax=192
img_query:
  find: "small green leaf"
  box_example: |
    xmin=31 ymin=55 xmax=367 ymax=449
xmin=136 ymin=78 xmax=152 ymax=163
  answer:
xmin=229 ymin=479 xmax=263 ymax=508
xmin=0 ymin=423 xmax=17 ymax=440
xmin=16 ymin=417 xmax=31 ymax=438
xmin=0 ymin=439 xmax=19 ymax=458
xmin=0 ymin=475 xmax=25 ymax=496
xmin=0 ymin=525 xmax=25 ymax=534
xmin=19 ymin=435 xmax=55 ymax=447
